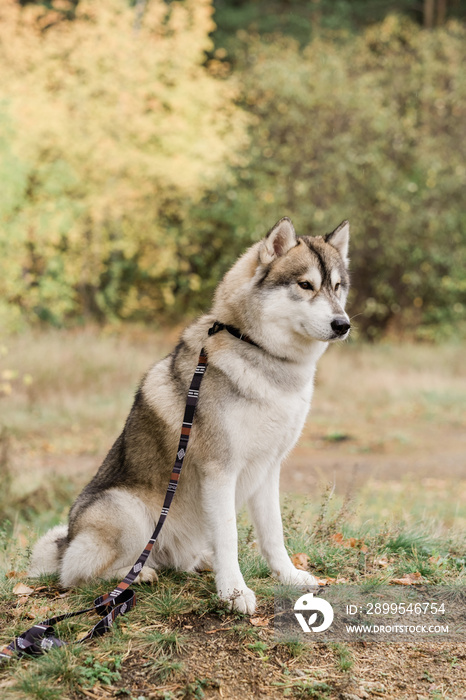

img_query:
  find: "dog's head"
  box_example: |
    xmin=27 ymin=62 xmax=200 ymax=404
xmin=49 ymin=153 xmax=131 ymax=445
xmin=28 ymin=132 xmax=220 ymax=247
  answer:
xmin=253 ymin=217 xmax=350 ymax=344
xmin=213 ymin=216 xmax=351 ymax=357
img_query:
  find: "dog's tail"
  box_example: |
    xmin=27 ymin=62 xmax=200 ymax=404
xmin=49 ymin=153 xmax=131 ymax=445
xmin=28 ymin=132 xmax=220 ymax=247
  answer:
xmin=28 ymin=524 xmax=68 ymax=577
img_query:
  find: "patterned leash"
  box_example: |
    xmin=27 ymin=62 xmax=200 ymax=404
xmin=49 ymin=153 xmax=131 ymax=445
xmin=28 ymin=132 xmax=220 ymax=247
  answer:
xmin=0 ymin=347 xmax=208 ymax=663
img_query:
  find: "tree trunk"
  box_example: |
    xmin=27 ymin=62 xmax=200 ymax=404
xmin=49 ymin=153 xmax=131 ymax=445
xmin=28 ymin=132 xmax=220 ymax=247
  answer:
xmin=311 ymin=0 xmax=322 ymax=30
xmin=424 ymin=0 xmax=435 ymax=27
xmin=437 ymin=0 xmax=447 ymax=25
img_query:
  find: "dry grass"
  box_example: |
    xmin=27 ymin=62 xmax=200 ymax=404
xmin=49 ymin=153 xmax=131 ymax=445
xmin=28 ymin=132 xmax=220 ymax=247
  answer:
xmin=313 ymin=340 xmax=465 ymax=432
xmin=2 ymin=329 xmax=464 ymax=455
xmin=1 ymin=326 xmax=176 ymax=448
xmin=288 ymin=339 xmax=466 ymax=501
xmin=1 ymin=328 xmax=465 ymax=519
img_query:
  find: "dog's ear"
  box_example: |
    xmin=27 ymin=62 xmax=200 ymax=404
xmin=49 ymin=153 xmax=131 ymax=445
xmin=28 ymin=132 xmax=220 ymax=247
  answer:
xmin=325 ymin=220 xmax=349 ymax=266
xmin=260 ymin=217 xmax=297 ymax=265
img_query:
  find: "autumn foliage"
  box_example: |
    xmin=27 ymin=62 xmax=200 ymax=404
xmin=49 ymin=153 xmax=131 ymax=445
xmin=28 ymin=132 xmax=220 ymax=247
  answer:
xmin=0 ymin=2 xmax=465 ymax=337
xmin=0 ymin=0 xmax=246 ymax=326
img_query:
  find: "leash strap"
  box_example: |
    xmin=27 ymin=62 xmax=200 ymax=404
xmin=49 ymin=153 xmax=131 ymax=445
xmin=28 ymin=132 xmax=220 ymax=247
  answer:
xmin=0 ymin=347 xmax=208 ymax=663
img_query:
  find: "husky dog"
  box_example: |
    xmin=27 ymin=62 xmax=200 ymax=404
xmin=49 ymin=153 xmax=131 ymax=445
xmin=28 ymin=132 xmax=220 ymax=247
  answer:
xmin=29 ymin=217 xmax=350 ymax=614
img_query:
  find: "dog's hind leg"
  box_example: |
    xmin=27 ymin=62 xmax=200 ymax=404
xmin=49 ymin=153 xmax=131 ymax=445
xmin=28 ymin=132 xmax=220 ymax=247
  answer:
xmin=60 ymin=488 xmax=158 ymax=587
xmin=29 ymin=524 xmax=68 ymax=577
xmin=60 ymin=531 xmax=158 ymax=587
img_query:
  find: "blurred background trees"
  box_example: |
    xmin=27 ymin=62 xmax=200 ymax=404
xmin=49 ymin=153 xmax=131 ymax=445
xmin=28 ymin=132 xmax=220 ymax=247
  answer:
xmin=0 ymin=0 xmax=465 ymax=339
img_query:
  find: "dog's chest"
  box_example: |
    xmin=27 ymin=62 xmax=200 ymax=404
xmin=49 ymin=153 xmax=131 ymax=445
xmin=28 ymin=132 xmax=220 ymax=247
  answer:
xmin=223 ymin=382 xmax=312 ymax=505
xmin=217 ymin=355 xmax=315 ymax=473
xmin=231 ymin=390 xmax=309 ymax=459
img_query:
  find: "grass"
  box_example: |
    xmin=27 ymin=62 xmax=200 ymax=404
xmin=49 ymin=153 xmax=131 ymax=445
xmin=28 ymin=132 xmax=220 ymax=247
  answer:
xmin=329 ymin=642 xmax=353 ymax=672
xmin=0 ymin=483 xmax=465 ymax=698
xmin=148 ymin=588 xmax=194 ymax=619
xmin=277 ymin=636 xmax=307 ymax=658
xmin=144 ymin=629 xmax=187 ymax=656
xmin=0 ymin=328 xmax=465 ymax=698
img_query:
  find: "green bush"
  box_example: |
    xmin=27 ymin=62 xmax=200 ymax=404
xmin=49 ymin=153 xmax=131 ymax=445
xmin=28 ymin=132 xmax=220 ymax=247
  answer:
xmin=183 ymin=16 xmax=466 ymax=339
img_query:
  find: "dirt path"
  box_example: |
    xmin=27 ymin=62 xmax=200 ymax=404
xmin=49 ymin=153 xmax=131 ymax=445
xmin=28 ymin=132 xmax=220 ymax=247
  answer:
xmin=152 ymin=619 xmax=466 ymax=699
xmin=12 ymin=418 xmax=465 ymax=501
xmin=281 ymin=424 xmax=466 ymax=494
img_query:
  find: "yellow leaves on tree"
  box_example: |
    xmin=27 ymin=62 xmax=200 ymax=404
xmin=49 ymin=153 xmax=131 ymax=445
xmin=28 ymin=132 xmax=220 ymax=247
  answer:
xmin=0 ymin=0 xmax=246 ymax=325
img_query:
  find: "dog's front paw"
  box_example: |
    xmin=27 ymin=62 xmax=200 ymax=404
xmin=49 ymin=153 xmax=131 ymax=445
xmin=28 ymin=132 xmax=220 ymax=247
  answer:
xmin=111 ymin=566 xmax=158 ymax=585
xmin=136 ymin=566 xmax=159 ymax=584
xmin=218 ymin=584 xmax=256 ymax=615
xmin=279 ymin=568 xmax=318 ymax=590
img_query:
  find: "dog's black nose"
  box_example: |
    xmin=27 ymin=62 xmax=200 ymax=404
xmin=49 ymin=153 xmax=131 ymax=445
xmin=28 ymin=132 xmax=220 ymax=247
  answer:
xmin=331 ymin=317 xmax=350 ymax=336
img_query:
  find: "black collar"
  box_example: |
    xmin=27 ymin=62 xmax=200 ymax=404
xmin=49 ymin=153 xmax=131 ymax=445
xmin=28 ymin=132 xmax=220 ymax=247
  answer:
xmin=208 ymin=321 xmax=260 ymax=348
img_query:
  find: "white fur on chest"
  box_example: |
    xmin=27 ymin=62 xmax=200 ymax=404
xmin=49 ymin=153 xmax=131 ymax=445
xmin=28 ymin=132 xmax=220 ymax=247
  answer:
xmin=211 ymin=349 xmax=317 ymax=503
xmin=227 ymin=381 xmax=313 ymax=463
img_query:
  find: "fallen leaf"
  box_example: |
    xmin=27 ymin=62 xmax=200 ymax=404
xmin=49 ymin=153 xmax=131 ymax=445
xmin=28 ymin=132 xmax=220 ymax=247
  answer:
xmin=374 ymin=556 xmax=389 ymax=568
xmin=331 ymin=532 xmax=345 ymax=545
xmin=76 ymin=631 xmax=91 ymax=642
xmin=291 ymin=553 xmax=310 ymax=571
xmin=25 ymin=606 xmax=50 ymax=620
xmin=331 ymin=533 xmax=368 ymax=552
xmin=429 ymin=556 xmax=440 ymax=564
xmin=6 ymin=571 xmax=27 ymax=579
xmin=390 ymin=572 xmax=423 ymax=586
xmin=250 ymin=616 xmax=269 ymax=627
xmin=12 ymin=583 xmax=34 ymax=595
xmin=316 ymin=577 xmax=335 ymax=586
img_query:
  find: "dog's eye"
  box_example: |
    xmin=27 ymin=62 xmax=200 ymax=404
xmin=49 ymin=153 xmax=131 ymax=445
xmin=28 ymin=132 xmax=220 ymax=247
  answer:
xmin=334 ymin=282 xmax=341 ymax=292
xmin=298 ymin=281 xmax=314 ymax=291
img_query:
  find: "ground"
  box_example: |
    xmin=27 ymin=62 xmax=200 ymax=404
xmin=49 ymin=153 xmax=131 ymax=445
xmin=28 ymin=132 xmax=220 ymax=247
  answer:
xmin=0 ymin=329 xmax=465 ymax=699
